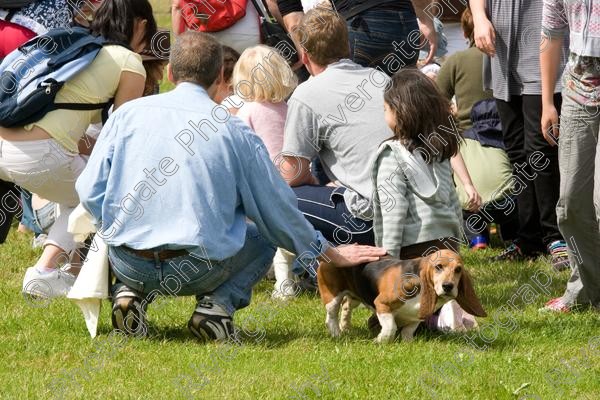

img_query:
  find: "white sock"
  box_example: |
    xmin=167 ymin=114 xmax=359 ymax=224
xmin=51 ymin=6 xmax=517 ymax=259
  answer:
xmin=35 ymin=266 xmax=55 ymax=274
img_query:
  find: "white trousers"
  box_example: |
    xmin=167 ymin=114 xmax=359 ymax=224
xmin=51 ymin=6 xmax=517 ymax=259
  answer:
xmin=0 ymin=139 xmax=86 ymax=253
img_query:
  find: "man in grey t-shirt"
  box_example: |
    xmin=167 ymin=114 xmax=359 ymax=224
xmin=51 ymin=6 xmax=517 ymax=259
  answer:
xmin=279 ymin=7 xmax=391 ymax=246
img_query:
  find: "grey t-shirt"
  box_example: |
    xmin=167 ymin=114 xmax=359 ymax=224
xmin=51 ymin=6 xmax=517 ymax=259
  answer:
xmin=282 ymin=59 xmax=392 ymax=220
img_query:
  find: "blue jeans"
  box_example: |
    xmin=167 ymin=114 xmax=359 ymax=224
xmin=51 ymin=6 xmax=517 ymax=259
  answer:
xmin=108 ymin=223 xmax=276 ymax=316
xmin=347 ymin=8 xmax=419 ymax=76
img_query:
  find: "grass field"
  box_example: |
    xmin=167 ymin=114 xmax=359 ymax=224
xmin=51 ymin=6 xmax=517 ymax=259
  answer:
xmin=1 ymin=228 xmax=599 ymax=400
xmin=150 ymin=0 xmax=172 ymax=28
xmin=1 ymin=2 xmax=599 ymax=399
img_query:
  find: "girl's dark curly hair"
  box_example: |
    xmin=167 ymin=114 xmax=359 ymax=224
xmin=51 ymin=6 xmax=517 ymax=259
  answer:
xmin=90 ymin=0 xmax=157 ymax=47
xmin=384 ymin=68 xmax=460 ymax=163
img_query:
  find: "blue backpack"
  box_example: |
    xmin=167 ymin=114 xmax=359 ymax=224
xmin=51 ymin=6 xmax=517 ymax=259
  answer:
xmin=0 ymin=27 xmax=122 ymax=128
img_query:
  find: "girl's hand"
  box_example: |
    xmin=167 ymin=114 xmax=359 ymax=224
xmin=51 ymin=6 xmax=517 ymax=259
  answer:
xmin=464 ymin=184 xmax=482 ymax=212
xmin=541 ymin=104 xmax=560 ymax=146
xmin=450 ymin=153 xmax=480 ymax=212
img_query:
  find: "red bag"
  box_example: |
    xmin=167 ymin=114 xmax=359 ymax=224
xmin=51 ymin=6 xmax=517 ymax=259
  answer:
xmin=179 ymin=0 xmax=247 ymax=32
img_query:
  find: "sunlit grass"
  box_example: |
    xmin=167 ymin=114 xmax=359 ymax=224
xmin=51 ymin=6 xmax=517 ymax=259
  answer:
xmin=1 ymin=227 xmax=599 ymax=399
xmin=1 ymin=2 xmax=598 ymax=399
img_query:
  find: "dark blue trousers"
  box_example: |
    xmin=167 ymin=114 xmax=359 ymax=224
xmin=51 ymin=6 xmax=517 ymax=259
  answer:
xmin=292 ymin=185 xmax=374 ymax=246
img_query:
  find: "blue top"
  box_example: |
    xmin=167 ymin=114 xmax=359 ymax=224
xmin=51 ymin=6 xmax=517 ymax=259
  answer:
xmin=76 ymin=82 xmax=328 ymax=262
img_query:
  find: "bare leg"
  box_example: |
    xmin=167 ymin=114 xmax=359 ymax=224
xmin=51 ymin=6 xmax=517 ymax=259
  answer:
xmin=33 ymin=244 xmax=69 ymax=270
xmin=65 ymin=249 xmax=84 ymax=276
xmin=17 ymin=223 xmax=31 ymax=233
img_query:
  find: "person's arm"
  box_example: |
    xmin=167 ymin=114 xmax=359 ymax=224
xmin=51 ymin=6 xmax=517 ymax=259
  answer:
xmin=450 ymin=152 xmax=482 ymax=212
xmin=266 ymin=0 xmax=285 ymax=26
xmin=374 ymin=147 xmax=409 ymax=258
xmin=75 ymin=115 xmax=118 ymax=221
xmin=171 ymin=0 xmax=185 ymax=35
xmin=280 ymin=98 xmax=320 ymax=186
xmin=79 ymin=70 xmax=144 ymax=155
xmin=77 ymin=134 xmax=96 ymax=155
xmin=540 ymin=0 xmax=568 ymax=146
xmin=236 ymin=121 xmax=385 ymax=267
xmin=469 ymin=0 xmax=496 ymax=57
xmin=278 ymin=155 xmax=319 ymax=186
xmin=113 ymin=71 xmax=145 ymax=110
xmin=282 ymin=11 xmax=303 ymax=32
xmin=276 ymin=1 xmax=305 ymax=70
xmin=277 ymin=0 xmax=303 ymax=30
xmin=412 ymin=0 xmax=438 ymax=64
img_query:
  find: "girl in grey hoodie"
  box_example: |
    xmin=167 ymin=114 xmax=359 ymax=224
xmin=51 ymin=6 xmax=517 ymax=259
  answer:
xmin=372 ymin=69 xmax=463 ymax=259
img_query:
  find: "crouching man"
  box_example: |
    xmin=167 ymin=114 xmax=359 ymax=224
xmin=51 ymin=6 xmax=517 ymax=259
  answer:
xmin=75 ymin=31 xmax=385 ymax=341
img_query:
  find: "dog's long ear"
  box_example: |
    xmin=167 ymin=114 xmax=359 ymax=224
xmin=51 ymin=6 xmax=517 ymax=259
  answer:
xmin=418 ymin=260 xmax=437 ymax=319
xmin=456 ymin=271 xmax=487 ymax=317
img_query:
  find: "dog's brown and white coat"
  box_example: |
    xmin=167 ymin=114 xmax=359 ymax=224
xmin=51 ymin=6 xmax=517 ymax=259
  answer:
xmin=317 ymin=250 xmax=487 ymax=343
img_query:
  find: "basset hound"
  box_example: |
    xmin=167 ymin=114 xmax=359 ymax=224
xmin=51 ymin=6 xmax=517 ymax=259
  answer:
xmin=317 ymin=249 xmax=487 ymax=343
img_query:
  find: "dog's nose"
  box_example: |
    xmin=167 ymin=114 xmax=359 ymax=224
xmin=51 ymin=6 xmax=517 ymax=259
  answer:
xmin=442 ymin=283 xmax=454 ymax=293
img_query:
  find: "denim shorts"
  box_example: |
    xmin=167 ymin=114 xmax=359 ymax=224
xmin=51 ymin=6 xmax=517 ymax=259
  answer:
xmin=20 ymin=191 xmax=57 ymax=235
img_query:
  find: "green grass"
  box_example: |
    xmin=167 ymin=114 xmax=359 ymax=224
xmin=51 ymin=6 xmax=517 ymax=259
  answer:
xmin=1 ymin=3 xmax=599 ymax=399
xmin=150 ymin=0 xmax=172 ymax=28
xmin=1 ymin=228 xmax=599 ymax=400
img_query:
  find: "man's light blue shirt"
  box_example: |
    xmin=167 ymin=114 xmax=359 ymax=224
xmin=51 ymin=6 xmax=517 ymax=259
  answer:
xmin=76 ymin=82 xmax=327 ymax=262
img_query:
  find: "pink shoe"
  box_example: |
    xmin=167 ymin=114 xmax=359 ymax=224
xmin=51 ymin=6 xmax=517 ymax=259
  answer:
xmin=541 ymin=297 xmax=570 ymax=313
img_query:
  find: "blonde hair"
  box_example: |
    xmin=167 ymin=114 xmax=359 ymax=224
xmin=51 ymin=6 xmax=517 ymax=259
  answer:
xmin=232 ymin=45 xmax=298 ymax=103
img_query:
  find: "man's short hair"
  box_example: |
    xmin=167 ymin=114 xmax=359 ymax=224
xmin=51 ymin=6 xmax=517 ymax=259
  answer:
xmin=170 ymin=31 xmax=223 ymax=88
xmin=294 ymin=7 xmax=349 ymax=66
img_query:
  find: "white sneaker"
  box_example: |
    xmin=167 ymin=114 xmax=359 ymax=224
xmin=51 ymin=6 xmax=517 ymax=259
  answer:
xmin=22 ymin=267 xmax=76 ymax=299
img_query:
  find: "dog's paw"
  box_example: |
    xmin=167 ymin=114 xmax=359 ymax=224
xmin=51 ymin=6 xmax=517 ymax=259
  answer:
xmin=327 ymin=322 xmax=341 ymax=337
xmin=375 ymin=332 xmax=395 ymax=344
xmin=339 ymin=320 xmax=351 ymax=333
